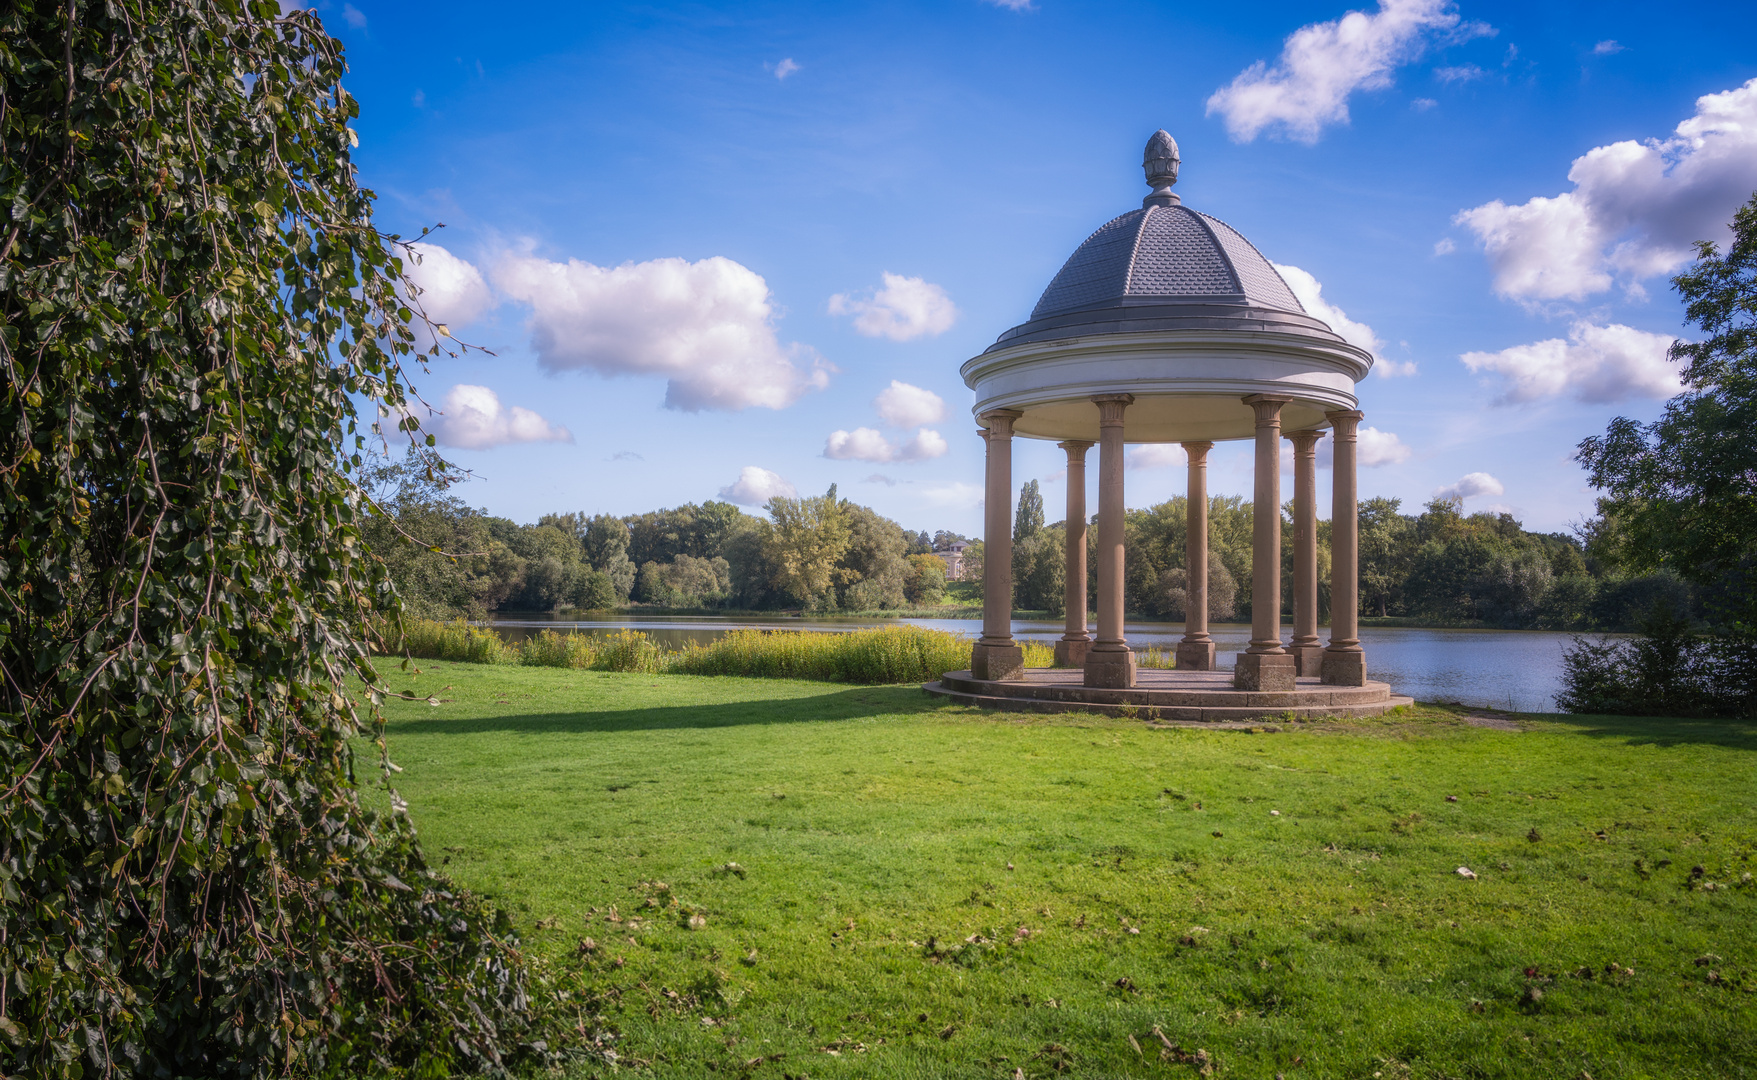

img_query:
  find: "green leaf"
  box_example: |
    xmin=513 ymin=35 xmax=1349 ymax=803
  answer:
xmin=0 ymin=0 xmax=540 ymax=1070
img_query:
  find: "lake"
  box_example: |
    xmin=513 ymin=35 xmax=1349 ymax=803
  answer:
xmin=488 ymin=615 xmax=1597 ymax=713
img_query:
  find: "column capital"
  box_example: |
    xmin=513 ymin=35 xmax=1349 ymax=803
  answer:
xmin=1090 ymin=393 xmax=1133 ymax=426
xmin=1056 ymin=439 xmax=1094 ymax=461
xmin=1243 ymin=394 xmax=1290 ymax=426
xmin=1285 ymin=428 xmax=1326 ymax=453
xmin=1180 ymin=440 xmax=1214 ymax=454
xmin=1325 ymin=409 xmax=1363 ymax=439
xmin=980 ymin=408 xmax=1024 ymax=438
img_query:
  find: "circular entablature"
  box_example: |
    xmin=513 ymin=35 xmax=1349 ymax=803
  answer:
xmin=997 ymin=393 xmax=1339 ymax=443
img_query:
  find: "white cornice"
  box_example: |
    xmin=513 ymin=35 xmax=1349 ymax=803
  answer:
xmin=962 ymin=328 xmax=1373 ymax=390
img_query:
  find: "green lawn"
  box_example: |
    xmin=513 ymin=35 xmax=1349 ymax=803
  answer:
xmin=374 ymin=663 xmax=1756 ymax=1079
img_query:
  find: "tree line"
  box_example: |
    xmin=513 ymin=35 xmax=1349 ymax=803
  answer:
xmin=364 ymin=453 xmax=964 ymax=617
xmin=1000 ymin=480 xmax=1680 ymax=631
xmin=371 ymin=457 xmax=1675 ymax=631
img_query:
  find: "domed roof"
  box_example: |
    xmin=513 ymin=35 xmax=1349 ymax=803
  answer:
xmin=961 ymin=131 xmax=1371 ymax=444
xmin=985 ymin=131 xmax=1348 ymax=353
xmin=1028 ymin=203 xmax=1304 ymax=317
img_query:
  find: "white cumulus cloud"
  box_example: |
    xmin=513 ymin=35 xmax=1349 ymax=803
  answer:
xmin=403 ymin=243 xmax=495 ymax=330
xmin=719 ymin=466 xmax=798 ymax=507
xmin=1273 ymin=263 xmax=1382 ymax=353
xmin=405 ymin=384 xmax=572 ymax=450
xmin=1128 ymin=444 xmax=1188 ymax=470
xmin=1274 ymin=263 xmax=1414 ymax=375
xmin=492 ymin=253 xmax=831 ymax=412
xmin=1356 ymin=426 xmax=1414 ymax=466
xmin=1435 ymin=471 xmax=1504 ymax=501
xmin=824 ymin=428 xmax=892 ymax=462
xmin=1433 ymin=237 xmax=1457 ymax=255
xmin=1455 ymin=77 xmax=1757 ymax=303
xmin=1460 ymin=321 xmax=1681 ymax=404
xmin=1298 ymin=426 xmax=1412 ymax=469
xmin=873 ymin=380 xmax=947 ymax=428
xmin=1592 ymin=40 xmax=1624 ymax=55
xmin=829 ymin=273 xmax=959 ymax=341
xmin=771 ymin=58 xmax=800 ymax=80
xmin=1205 ymin=0 xmax=1486 ymax=143
xmin=824 ymin=427 xmax=948 ymax=463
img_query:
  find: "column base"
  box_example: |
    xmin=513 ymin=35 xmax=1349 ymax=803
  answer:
xmin=1083 ymin=647 xmax=1137 ymax=689
xmin=971 ymin=642 xmax=1024 ymax=682
xmin=1053 ymin=637 xmax=1092 ymax=669
xmin=1233 ymin=651 xmax=1296 ymax=692
xmin=1290 ymin=643 xmax=1326 ymax=677
xmin=1174 ymin=641 xmax=1216 ymax=671
xmin=1320 ymin=649 xmax=1367 ymax=686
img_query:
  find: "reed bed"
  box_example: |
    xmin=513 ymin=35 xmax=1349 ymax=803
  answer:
xmin=384 ymin=621 xmax=1047 ymax=681
xmin=388 ymin=620 xmax=983 ymax=683
xmin=669 ymin=626 xmax=971 ymax=683
xmin=384 ymin=619 xmax=1160 ymax=683
xmin=1136 ymin=645 xmax=1177 ymax=670
xmin=392 ymin=617 xmax=518 ymax=665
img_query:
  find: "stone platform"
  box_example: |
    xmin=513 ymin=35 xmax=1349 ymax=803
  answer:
xmin=924 ymin=667 xmax=1412 ymax=721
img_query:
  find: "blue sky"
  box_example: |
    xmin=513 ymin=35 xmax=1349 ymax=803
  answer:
xmin=328 ymin=0 xmax=1757 ymax=537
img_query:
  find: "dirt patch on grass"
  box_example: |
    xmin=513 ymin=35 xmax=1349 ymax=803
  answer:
xmin=1460 ymin=710 xmax=1523 ymax=731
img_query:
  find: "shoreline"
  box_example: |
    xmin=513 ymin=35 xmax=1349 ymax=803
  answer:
xmin=487 ymin=607 xmax=1607 ymax=633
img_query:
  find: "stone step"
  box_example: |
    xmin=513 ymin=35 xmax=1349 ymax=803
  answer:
xmin=936 ymin=670 xmax=1393 ymax=708
xmin=923 ymin=681 xmax=1416 ymax=722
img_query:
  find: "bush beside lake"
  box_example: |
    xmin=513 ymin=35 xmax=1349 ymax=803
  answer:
xmin=384 ymin=618 xmax=1061 ymax=683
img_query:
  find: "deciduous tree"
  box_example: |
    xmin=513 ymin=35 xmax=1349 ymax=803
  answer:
xmin=765 ymin=490 xmax=851 ymax=609
xmin=1014 ymin=479 xmax=1044 ymax=541
xmin=1578 ymin=192 xmax=1757 ymax=635
xmin=0 ymin=2 xmax=551 ymax=1074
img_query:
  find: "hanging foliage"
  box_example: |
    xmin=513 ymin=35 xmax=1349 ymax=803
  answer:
xmin=0 ymin=0 xmax=558 ymax=1075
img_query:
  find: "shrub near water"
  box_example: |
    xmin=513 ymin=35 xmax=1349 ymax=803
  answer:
xmin=389 ymin=619 xmax=1059 ymax=682
xmin=672 ymin=626 xmax=974 ymax=683
xmin=593 ymin=629 xmax=668 ymax=674
xmin=397 ymin=617 xmax=519 ymax=665
xmin=517 ymin=628 xmax=599 ymax=669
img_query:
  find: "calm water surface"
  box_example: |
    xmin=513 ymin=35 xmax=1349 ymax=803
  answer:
xmin=489 ymin=615 xmax=1590 ymax=713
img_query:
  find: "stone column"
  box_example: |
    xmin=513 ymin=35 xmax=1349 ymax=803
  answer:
xmin=1287 ymin=429 xmax=1326 ymax=676
xmin=1235 ymin=395 xmax=1295 ymax=692
xmin=1175 ymin=441 xmax=1216 ymax=671
xmin=1322 ymin=409 xmax=1367 ymax=686
xmin=1054 ymin=440 xmax=1094 ymax=668
xmin=971 ymin=411 xmax=1025 ymax=681
xmin=1084 ymin=394 xmax=1136 ymax=689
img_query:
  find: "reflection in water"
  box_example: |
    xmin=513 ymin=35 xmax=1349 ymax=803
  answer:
xmin=488 ymin=615 xmax=1590 ymax=713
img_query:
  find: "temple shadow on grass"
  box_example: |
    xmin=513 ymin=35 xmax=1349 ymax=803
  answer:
xmin=389 ymin=670 xmax=1757 ymax=748
xmin=389 ymin=684 xmax=973 ymax=736
xmin=1528 ymin=710 xmax=1757 ymax=750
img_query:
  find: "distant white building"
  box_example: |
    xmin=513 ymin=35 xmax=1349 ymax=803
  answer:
xmin=933 ymin=540 xmax=970 ymax=581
